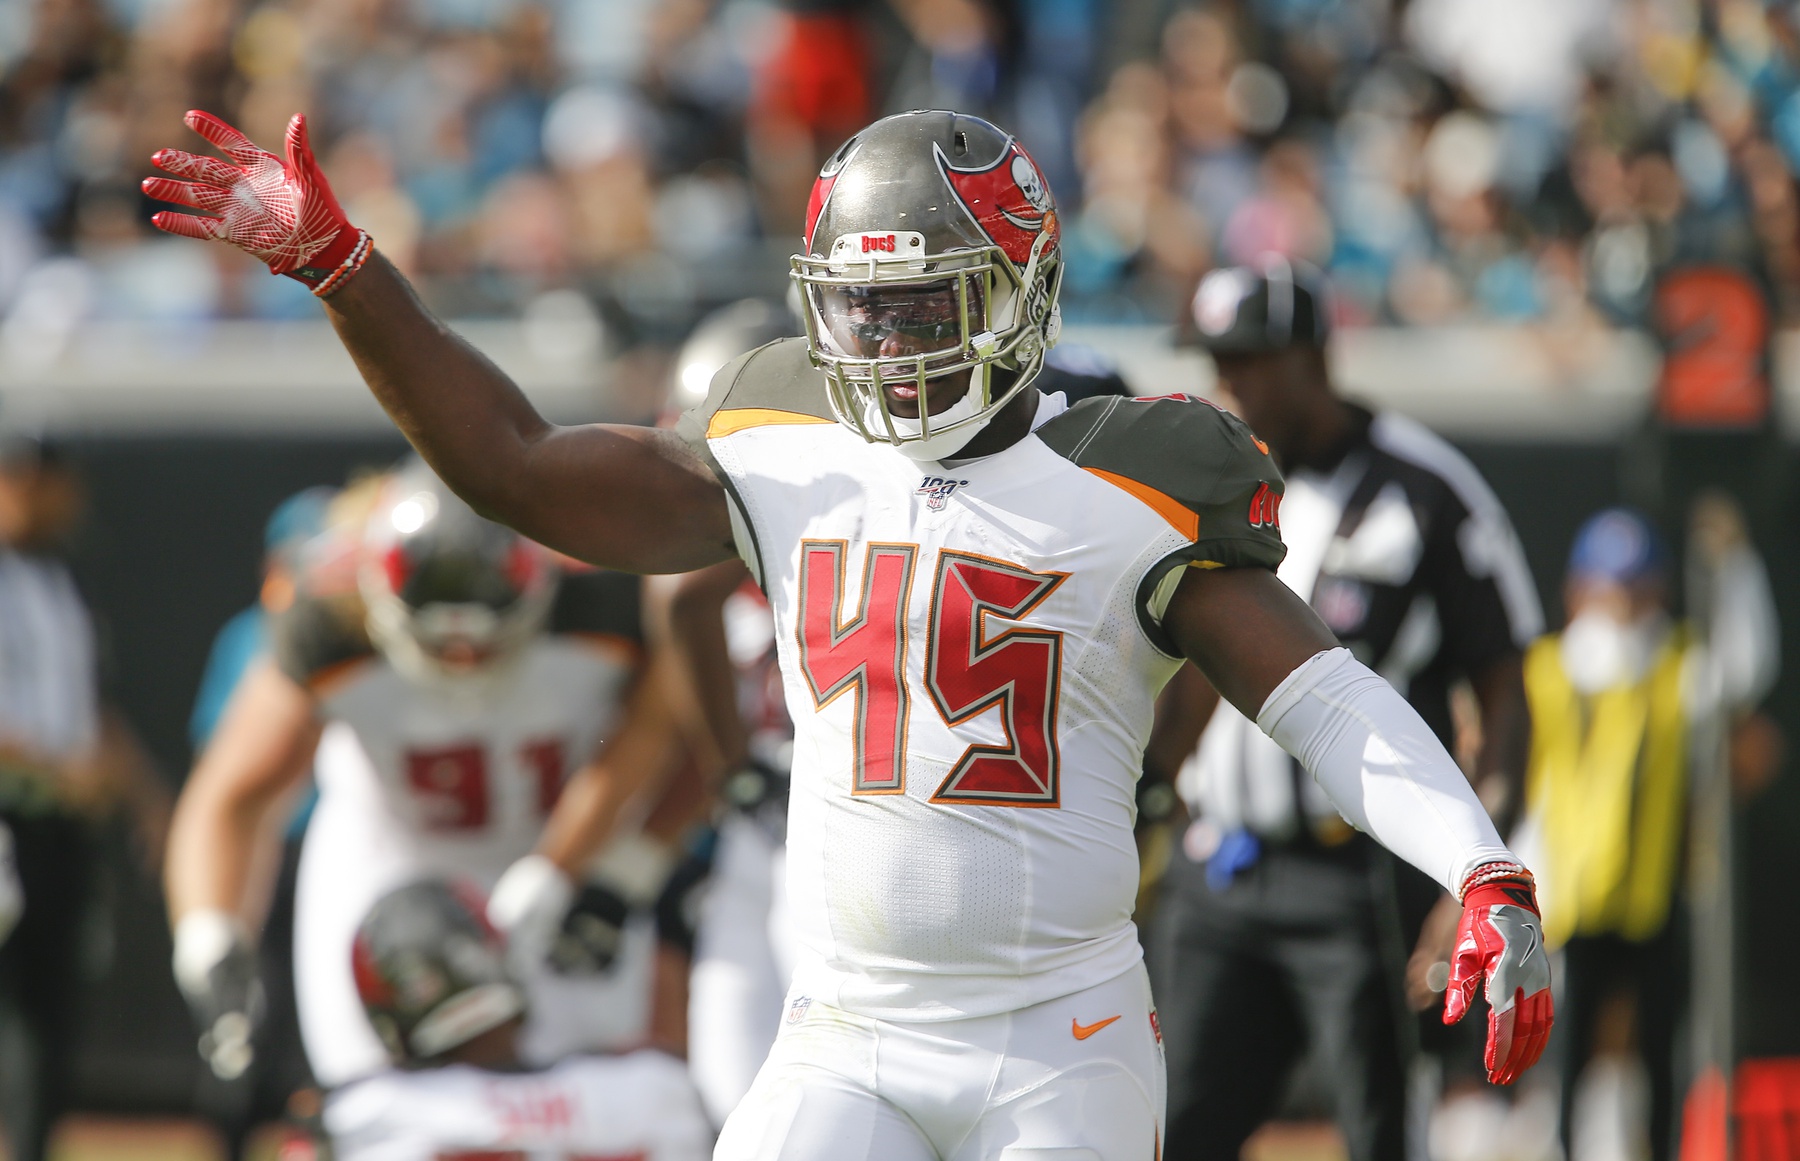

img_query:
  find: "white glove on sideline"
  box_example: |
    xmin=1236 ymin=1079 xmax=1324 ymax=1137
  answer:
xmin=488 ymin=854 xmax=575 ymax=971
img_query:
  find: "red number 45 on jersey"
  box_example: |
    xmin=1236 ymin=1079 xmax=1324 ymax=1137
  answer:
xmin=796 ymin=541 xmax=1068 ymax=808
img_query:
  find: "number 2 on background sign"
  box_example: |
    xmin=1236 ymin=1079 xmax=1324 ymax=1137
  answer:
xmin=796 ymin=541 xmax=1067 ymax=807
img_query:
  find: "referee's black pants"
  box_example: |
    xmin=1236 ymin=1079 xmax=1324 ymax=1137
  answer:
xmin=1147 ymin=836 xmax=1411 ymax=1161
xmin=0 ymin=810 xmax=92 ymax=1161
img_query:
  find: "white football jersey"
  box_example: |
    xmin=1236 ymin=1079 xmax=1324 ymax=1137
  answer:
xmin=680 ymin=339 xmax=1285 ymax=1021
xmin=277 ymin=571 xmax=653 ymax=1086
xmin=323 ymin=1050 xmax=712 ymax=1161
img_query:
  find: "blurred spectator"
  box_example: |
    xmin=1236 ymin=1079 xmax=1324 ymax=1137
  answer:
xmin=0 ymin=0 xmax=1799 ymax=335
xmin=0 ymin=432 xmax=169 ymax=1161
xmin=1520 ymin=502 xmax=1777 ymax=1161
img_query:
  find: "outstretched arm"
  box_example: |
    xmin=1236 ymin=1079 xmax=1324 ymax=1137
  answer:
xmin=144 ymin=111 xmax=736 ymax=574
xmin=320 ymin=258 xmax=735 ymax=572
xmin=1163 ymin=564 xmax=1552 ymax=1084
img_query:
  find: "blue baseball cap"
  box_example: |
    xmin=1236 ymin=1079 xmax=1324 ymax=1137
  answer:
xmin=1567 ymin=508 xmax=1667 ymax=585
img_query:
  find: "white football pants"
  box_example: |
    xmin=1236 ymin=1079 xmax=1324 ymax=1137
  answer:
xmin=714 ymin=962 xmax=1165 ymax=1161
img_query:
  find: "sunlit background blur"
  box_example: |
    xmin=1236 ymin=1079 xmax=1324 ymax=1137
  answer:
xmin=0 ymin=0 xmax=1797 ymax=1158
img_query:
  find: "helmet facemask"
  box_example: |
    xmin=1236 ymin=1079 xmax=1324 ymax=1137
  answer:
xmin=794 ymin=227 xmax=1062 ymax=462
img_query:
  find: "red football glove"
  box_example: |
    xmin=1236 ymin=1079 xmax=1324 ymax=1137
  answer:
xmin=1443 ymin=863 xmax=1554 ymax=1085
xmin=142 ymin=110 xmax=367 ymax=291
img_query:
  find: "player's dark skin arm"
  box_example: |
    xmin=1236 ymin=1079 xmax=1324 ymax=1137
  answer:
xmin=1162 ymin=564 xmax=1341 ymax=721
xmin=321 ymin=255 xmax=736 ymax=574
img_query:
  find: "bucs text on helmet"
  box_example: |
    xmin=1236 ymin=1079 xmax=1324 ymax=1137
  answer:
xmin=793 ymin=110 xmax=1064 ymax=461
xmin=351 ymin=880 xmax=525 ymax=1066
xmin=360 ymin=460 xmax=558 ymax=684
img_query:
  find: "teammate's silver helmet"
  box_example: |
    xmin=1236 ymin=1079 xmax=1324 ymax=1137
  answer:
xmin=359 ymin=462 xmax=557 ymax=683
xmin=669 ymin=298 xmax=796 ymax=414
xmin=352 ymin=880 xmax=525 ymax=1065
xmin=792 ymin=111 xmax=1064 ymax=460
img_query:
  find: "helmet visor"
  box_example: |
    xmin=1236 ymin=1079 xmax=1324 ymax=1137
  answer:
xmin=810 ymin=277 xmax=987 ymax=363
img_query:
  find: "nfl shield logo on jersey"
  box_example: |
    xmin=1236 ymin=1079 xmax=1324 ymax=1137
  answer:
xmin=916 ymin=476 xmax=969 ymax=511
xmin=786 ymin=996 xmax=813 ymax=1025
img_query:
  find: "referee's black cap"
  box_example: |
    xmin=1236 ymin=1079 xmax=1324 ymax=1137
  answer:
xmin=1181 ymin=256 xmax=1331 ymax=354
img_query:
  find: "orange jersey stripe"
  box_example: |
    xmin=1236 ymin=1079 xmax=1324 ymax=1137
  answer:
xmin=1082 ymin=468 xmax=1199 ymax=540
xmin=706 ymin=407 xmax=836 ymax=439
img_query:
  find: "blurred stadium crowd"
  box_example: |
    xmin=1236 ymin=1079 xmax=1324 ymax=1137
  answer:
xmin=0 ymin=0 xmax=1795 ymax=1159
xmin=6 ymin=0 xmax=1800 ymax=340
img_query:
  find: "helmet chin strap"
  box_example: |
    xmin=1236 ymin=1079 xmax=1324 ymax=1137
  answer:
xmin=871 ymin=361 xmax=997 ymax=462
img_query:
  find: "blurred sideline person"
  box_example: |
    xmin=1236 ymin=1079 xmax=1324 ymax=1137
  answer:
xmin=165 ymin=461 xmax=697 ymax=1092
xmin=0 ymin=433 xmax=171 ymax=1161
xmin=651 ymin=302 xmax=1134 ymax=1128
xmin=1520 ymin=503 xmax=1776 ymax=1161
xmin=148 ymin=107 xmax=1552 ymax=1160
xmin=326 ymin=879 xmax=711 ymax=1161
xmin=185 ymin=486 xmax=336 ymax=1140
xmin=1146 ymin=259 xmax=1540 ymax=1161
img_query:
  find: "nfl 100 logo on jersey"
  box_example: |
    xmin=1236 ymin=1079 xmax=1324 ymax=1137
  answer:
xmin=916 ymin=476 xmax=969 ymax=511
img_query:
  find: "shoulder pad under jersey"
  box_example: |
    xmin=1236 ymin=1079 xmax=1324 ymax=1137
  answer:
xmin=271 ymin=590 xmax=375 ymax=692
xmin=549 ymin=567 xmax=645 ymax=647
xmin=1038 ymin=393 xmax=1287 ymax=653
xmin=1037 ymin=393 xmax=1286 ymax=571
xmin=675 ymin=336 xmax=835 ymax=450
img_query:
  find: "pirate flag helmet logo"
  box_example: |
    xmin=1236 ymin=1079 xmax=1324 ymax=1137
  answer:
xmin=937 ymin=139 xmax=1060 ymax=269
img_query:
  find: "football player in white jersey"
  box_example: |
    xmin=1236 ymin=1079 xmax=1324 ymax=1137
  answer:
xmin=326 ymin=878 xmax=711 ymax=1161
xmin=165 ymin=463 xmax=693 ymax=1090
xmin=147 ymin=107 xmax=1553 ymax=1159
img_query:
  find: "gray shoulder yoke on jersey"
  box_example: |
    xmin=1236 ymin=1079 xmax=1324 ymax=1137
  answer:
xmin=674 ymin=337 xmax=834 ymax=589
xmin=675 ymin=336 xmax=834 ymax=445
xmin=1035 ymin=393 xmax=1288 ymax=655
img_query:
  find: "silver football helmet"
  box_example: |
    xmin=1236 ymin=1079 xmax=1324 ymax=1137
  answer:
xmin=359 ymin=462 xmax=557 ymax=683
xmin=792 ymin=111 xmax=1064 ymax=461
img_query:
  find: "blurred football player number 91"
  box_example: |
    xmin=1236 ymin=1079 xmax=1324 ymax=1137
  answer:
xmin=146 ymin=108 xmax=1550 ymax=1157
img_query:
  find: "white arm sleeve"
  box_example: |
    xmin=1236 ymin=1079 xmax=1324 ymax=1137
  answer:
xmin=1256 ymin=647 xmax=1516 ymax=895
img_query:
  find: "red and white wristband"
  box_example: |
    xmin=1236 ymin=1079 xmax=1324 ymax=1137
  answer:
xmin=307 ymin=229 xmax=373 ymax=298
xmin=1458 ymin=860 xmax=1532 ymax=901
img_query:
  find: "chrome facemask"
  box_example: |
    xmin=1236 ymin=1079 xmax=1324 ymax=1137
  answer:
xmin=792 ymin=229 xmax=1060 ymax=460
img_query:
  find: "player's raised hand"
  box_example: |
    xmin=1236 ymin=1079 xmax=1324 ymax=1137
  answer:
xmin=143 ymin=110 xmax=369 ymax=294
xmin=1443 ymin=863 xmax=1553 ymax=1085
